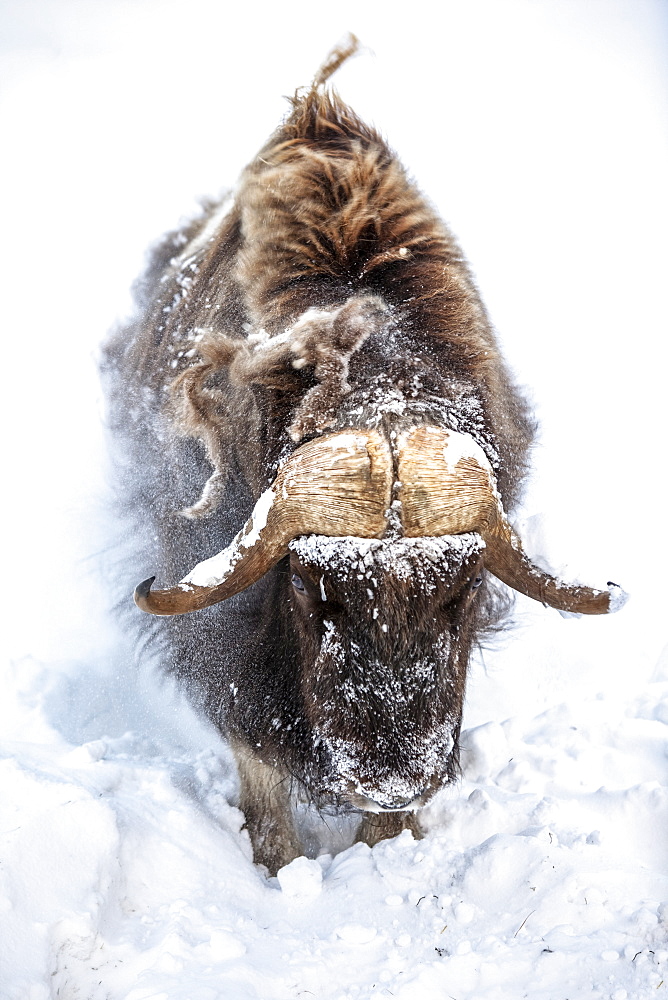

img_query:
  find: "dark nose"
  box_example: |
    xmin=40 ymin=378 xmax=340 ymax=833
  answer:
xmin=375 ymin=799 xmax=415 ymax=811
xmin=369 ymin=786 xmax=429 ymax=811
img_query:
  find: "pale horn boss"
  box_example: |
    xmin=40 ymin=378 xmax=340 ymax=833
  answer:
xmin=135 ymin=427 xmax=621 ymax=618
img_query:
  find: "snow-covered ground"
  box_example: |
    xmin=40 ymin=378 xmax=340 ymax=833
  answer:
xmin=1 ymin=2 xmax=667 ymax=997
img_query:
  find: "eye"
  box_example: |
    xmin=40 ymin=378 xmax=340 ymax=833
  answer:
xmin=291 ymin=573 xmax=305 ymax=593
xmin=471 ymin=574 xmax=483 ymax=590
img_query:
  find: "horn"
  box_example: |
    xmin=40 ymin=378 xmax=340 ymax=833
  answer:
xmin=135 ymin=430 xmax=392 ymax=615
xmin=397 ymin=426 xmax=626 ymax=615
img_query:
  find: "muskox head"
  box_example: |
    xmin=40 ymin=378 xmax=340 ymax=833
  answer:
xmin=287 ymin=532 xmax=484 ymax=810
xmin=134 ymin=424 xmax=624 ymax=809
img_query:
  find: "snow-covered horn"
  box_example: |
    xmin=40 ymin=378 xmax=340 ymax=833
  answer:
xmin=397 ymin=426 xmax=626 ymax=615
xmin=135 ymin=430 xmax=393 ymax=615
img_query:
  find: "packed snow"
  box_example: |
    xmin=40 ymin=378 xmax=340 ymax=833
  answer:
xmin=1 ymin=1 xmax=667 ymax=998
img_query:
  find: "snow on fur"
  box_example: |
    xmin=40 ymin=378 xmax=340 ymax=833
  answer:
xmin=289 ymin=532 xmax=485 ymax=592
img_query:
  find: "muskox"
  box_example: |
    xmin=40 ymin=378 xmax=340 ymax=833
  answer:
xmin=105 ymin=37 xmax=625 ymax=874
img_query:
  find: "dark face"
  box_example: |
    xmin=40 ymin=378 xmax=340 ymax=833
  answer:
xmin=287 ymin=534 xmax=485 ymax=811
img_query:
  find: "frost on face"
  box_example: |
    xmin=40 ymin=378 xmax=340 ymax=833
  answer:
xmin=290 ymin=535 xmax=476 ymax=807
xmin=322 ymin=718 xmax=456 ymax=810
xmin=313 ymin=627 xmax=458 ymax=808
xmin=320 ymin=618 xmax=346 ymax=667
xmin=290 ymin=533 xmax=484 ymax=594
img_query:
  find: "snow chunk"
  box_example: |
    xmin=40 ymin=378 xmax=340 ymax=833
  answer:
xmin=208 ymin=929 xmax=246 ymax=961
xmin=606 ymin=582 xmax=629 ymax=614
xmin=442 ymin=429 xmax=493 ymax=472
xmin=277 ymin=856 xmax=323 ymax=898
xmin=334 ymin=923 xmax=377 ymax=944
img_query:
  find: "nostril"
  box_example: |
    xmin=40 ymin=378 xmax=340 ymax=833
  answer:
xmin=375 ymin=799 xmax=415 ymax=812
xmin=370 ymin=788 xmax=428 ymax=811
xmin=350 ymin=780 xmax=436 ymax=814
xmin=370 ymin=782 xmax=433 ymax=812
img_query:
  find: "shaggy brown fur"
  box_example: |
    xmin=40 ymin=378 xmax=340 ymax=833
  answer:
xmin=117 ymin=46 xmax=532 ymax=509
xmin=104 ymin=37 xmax=534 ymax=874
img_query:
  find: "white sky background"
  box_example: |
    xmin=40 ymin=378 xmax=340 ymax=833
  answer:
xmin=0 ymin=0 xmax=666 ymax=718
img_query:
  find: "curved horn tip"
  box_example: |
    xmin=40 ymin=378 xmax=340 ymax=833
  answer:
xmin=134 ymin=576 xmax=156 ymax=612
xmin=606 ymin=581 xmax=629 ymax=614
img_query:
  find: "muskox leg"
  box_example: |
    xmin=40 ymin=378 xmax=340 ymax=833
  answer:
xmin=355 ymin=810 xmax=423 ymax=848
xmin=231 ymin=741 xmax=303 ymax=875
